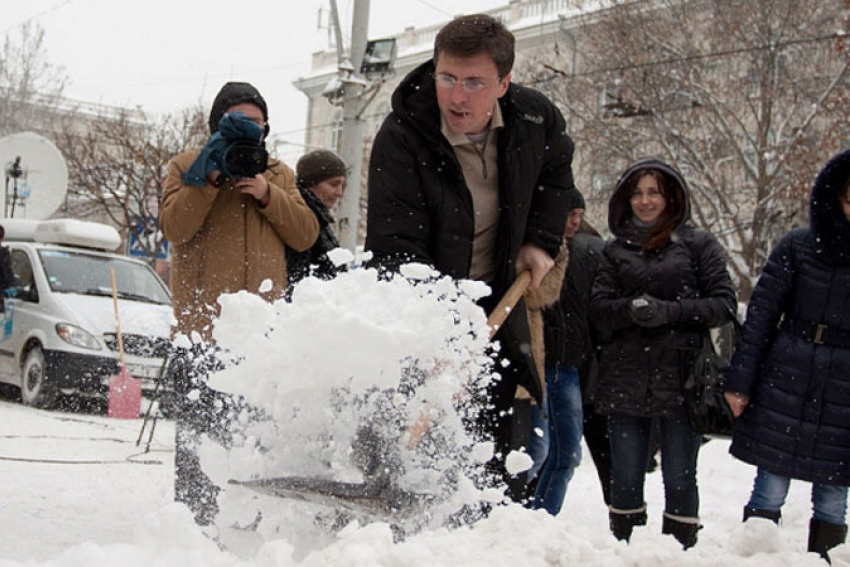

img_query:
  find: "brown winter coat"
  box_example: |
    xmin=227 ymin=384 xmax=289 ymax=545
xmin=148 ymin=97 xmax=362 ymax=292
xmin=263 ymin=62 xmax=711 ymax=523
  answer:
xmin=517 ymin=242 xmax=569 ymax=401
xmin=161 ymin=150 xmax=319 ymax=340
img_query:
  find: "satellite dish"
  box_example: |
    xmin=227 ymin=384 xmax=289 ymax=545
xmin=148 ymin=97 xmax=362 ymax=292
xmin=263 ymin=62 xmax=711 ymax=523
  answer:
xmin=0 ymin=132 xmax=68 ymax=220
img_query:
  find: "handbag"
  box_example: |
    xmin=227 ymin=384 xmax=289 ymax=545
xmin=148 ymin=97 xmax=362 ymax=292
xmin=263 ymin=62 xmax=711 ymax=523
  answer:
xmin=681 ymin=314 xmax=741 ymax=437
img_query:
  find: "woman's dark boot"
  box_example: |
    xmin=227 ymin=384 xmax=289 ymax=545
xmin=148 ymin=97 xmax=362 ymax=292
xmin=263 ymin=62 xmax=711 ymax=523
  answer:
xmin=743 ymin=506 xmax=781 ymax=524
xmin=609 ymin=506 xmax=647 ymax=542
xmin=662 ymin=513 xmax=702 ymax=549
xmin=808 ymin=517 xmax=848 ymax=564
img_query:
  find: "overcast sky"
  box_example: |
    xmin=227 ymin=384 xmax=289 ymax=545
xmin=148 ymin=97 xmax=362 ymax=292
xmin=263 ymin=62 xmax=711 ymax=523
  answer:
xmin=4 ymin=0 xmax=505 ymax=163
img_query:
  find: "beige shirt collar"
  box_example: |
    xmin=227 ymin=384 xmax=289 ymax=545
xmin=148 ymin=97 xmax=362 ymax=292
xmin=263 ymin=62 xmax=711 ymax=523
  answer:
xmin=440 ymin=102 xmax=504 ymax=146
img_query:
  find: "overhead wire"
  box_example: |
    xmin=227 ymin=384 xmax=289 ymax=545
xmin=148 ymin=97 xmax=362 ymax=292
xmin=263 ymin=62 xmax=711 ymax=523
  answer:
xmin=531 ymin=33 xmax=844 ymax=82
xmin=0 ymin=0 xmax=74 ymax=36
xmin=411 ymin=0 xmax=453 ymax=17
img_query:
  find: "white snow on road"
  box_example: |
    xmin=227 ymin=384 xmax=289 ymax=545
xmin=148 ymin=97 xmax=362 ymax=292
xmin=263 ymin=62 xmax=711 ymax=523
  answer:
xmin=2 ymin=401 xmax=844 ymax=566
xmin=0 ymin=267 xmax=846 ymax=565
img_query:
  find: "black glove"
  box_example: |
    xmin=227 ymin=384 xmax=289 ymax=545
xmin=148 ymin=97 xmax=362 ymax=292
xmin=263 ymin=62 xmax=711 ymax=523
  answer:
xmin=629 ymin=294 xmax=676 ymax=328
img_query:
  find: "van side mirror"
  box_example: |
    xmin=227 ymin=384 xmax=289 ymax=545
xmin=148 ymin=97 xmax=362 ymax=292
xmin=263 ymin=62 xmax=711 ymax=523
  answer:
xmin=15 ymin=283 xmax=38 ymax=303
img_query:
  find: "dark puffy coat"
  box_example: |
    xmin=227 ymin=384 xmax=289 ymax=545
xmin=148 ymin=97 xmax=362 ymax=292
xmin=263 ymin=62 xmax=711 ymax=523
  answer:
xmin=286 ymin=182 xmax=340 ymax=284
xmin=727 ymin=149 xmax=850 ymax=485
xmin=590 ymin=160 xmax=736 ymax=416
xmin=543 ymin=223 xmax=604 ymax=370
xmin=365 ymin=59 xmax=577 ymax=405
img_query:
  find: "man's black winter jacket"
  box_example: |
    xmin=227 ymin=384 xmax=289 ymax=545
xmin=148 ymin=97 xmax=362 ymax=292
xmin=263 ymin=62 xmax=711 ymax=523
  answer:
xmin=365 ymin=60 xmax=577 ymax=405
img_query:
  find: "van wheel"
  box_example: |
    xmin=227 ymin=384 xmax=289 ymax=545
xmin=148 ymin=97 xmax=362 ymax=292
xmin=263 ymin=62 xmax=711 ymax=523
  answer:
xmin=21 ymin=346 xmax=57 ymax=409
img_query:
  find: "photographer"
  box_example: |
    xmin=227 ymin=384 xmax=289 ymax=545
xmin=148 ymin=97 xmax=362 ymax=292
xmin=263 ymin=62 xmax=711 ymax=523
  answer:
xmin=161 ymin=81 xmax=318 ymax=526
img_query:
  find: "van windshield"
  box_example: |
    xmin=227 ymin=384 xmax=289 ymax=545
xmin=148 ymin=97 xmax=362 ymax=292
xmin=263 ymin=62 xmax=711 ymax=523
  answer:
xmin=38 ymin=250 xmax=171 ymax=305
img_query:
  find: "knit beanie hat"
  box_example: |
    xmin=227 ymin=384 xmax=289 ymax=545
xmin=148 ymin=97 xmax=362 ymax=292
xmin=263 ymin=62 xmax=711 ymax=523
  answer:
xmin=296 ymin=150 xmax=347 ymax=187
xmin=566 ymin=188 xmax=586 ymax=212
xmin=209 ymin=82 xmax=269 ymax=134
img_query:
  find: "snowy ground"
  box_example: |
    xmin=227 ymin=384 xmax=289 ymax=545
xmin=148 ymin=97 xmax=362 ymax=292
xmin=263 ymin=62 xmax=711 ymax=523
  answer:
xmin=0 ymin=267 xmax=846 ymax=566
xmin=1 ymin=395 xmax=846 ymax=566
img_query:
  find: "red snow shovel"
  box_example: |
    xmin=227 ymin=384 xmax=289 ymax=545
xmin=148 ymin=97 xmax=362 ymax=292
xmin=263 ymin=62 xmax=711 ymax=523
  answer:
xmin=107 ymin=267 xmax=141 ymax=419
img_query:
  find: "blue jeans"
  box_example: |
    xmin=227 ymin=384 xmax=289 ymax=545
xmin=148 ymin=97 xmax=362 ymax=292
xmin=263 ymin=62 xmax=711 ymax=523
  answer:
xmin=608 ymin=410 xmax=701 ymax=517
xmin=748 ymin=468 xmax=849 ymax=525
xmin=532 ymin=364 xmax=584 ymax=515
xmin=526 ymin=401 xmax=550 ymax=483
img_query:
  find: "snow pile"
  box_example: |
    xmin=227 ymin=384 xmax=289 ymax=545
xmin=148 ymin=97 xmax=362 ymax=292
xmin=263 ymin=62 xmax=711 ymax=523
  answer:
xmin=11 ymin=500 xmax=840 ymax=567
xmin=194 ymin=265 xmax=506 ymax=535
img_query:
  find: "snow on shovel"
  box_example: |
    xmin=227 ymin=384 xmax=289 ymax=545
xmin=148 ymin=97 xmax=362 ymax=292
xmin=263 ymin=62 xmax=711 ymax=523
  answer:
xmin=406 ymin=270 xmax=533 ymax=447
xmin=107 ymin=267 xmax=141 ymax=419
xmin=229 ymin=271 xmax=538 ymax=525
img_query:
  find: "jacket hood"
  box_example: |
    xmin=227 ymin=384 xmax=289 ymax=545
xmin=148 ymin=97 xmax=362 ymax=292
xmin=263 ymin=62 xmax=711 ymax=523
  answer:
xmin=390 ymin=60 xmax=443 ymax=145
xmin=810 ymin=148 xmax=850 ymax=264
xmin=608 ymin=159 xmax=691 ymax=239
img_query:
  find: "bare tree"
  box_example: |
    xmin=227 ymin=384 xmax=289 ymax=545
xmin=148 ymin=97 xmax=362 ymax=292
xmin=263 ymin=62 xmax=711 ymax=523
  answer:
xmin=517 ymin=0 xmax=848 ymax=298
xmin=56 ymin=105 xmax=207 ymax=263
xmin=0 ymin=22 xmax=68 ymax=136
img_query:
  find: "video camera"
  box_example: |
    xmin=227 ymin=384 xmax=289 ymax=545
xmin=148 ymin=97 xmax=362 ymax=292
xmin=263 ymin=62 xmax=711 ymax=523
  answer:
xmin=222 ymin=141 xmax=268 ymax=179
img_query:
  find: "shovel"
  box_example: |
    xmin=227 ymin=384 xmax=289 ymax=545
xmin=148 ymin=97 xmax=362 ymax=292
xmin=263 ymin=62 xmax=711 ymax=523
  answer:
xmin=485 ymin=270 xmax=533 ymax=340
xmin=107 ymin=267 xmax=141 ymax=419
xmin=232 ymin=271 xmax=536 ymax=519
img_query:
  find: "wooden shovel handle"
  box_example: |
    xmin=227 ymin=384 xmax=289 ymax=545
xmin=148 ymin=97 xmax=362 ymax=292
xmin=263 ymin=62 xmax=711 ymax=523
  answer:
xmin=487 ymin=271 xmax=532 ymax=340
xmin=109 ymin=267 xmax=126 ymax=367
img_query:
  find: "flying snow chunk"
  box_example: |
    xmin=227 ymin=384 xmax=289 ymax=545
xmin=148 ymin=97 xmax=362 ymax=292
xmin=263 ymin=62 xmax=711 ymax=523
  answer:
xmin=459 ymin=279 xmax=491 ymax=301
xmin=258 ymin=278 xmax=273 ymax=293
xmin=505 ymin=449 xmax=533 ymax=475
xmin=470 ymin=442 xmax=495 ymax=463
xmin=327 ymin=247 xmax=355 ymax=267
xmin=400 ymin=262 xmax=437 ymax=280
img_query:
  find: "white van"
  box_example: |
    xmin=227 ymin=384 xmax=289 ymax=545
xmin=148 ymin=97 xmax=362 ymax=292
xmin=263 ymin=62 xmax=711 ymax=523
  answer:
xmin=0 ymin=218 xmax=173 ymax=408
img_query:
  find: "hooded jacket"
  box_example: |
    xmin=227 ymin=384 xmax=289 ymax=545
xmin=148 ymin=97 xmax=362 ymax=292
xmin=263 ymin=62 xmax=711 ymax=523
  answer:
xmin=590 ymin=159 xmax=736 ymax=416
xmin=161 ymin=150 xmax=319 ymax=340
xmin=726 ymin=149 xmax=850 ymax=485
xmin=365 ymin=59 xmax=577 ymax=405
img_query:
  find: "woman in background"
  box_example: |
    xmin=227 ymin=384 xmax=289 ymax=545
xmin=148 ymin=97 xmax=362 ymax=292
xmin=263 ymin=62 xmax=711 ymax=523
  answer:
xmin=287 ymin=149 xmax=348 ymax=284
xmin=725 ymin=149 xmax=850 ymax=563
xmin=590 ymin=159 xmax=736 ymax=548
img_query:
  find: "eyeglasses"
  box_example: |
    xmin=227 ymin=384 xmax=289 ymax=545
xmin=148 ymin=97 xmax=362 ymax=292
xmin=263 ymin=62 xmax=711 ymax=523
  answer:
xmin=433 ymin=73 xmax=500 ymax=93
